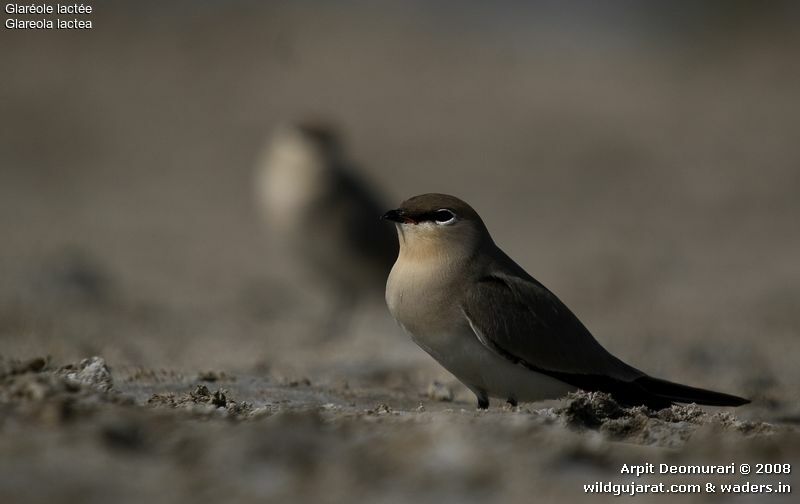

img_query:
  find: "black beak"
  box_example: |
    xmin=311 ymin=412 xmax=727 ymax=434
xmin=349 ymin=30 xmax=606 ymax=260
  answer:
xmin=381 ymin=209 xmax=403 ymax=222
xmin=381 ymin=209 xmax=414 ymax=223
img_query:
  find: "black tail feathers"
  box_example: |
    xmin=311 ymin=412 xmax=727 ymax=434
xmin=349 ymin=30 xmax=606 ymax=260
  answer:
xmin=532 ymin=368 xmax=749 ymax=410
xmin=632 ymin=375 xmax=750 ymax=408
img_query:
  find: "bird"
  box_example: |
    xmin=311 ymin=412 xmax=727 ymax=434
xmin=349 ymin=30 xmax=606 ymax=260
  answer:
xmin=383 ymin=193 xmax=749 ymax=410
xmin=255 ymin=122 xmax=398 ymax=336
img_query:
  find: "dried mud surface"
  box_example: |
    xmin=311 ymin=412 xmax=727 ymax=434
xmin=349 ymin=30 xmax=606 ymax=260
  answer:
xmin=0 ymin=355 xmax=797 ymax=504
xmin=2 ymin=2 xmax=800 ymax=503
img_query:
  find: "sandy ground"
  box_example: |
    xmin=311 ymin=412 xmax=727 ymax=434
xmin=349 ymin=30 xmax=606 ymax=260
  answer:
xmin=0 ymin=355 xmax=797 ymax=504
xmin=1 ymin=2 xmax=800 ymax=503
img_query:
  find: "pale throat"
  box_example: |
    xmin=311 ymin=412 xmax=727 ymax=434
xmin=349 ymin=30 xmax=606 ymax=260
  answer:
xmin=396 ymin=224 xmax=478 ymax=264
xmin=392 ymin=228 xmax=477 ymax=294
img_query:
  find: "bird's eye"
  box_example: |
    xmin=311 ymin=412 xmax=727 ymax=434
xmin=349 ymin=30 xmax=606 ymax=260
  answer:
xmin=432 ymin=209 xmax=456 ymax=225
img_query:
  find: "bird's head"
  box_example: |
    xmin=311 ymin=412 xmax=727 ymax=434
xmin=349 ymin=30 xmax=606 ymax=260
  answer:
xmin=382 ymin=193 xmax=491 ymax=260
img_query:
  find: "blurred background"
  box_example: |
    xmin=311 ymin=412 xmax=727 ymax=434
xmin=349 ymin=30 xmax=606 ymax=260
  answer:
xmin=3 ymin=0 xmax=800 ymax=390
xmin=1 ymin=1 xmax=800 ymax=500
xmin=3 ymin=0 xmax=799 ymax=389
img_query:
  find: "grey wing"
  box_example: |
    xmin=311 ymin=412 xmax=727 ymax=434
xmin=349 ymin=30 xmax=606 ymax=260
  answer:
xmin=462 ymin=253 xmax=750 ymax=408
xmin=461 ymin=262 xmax=644 ymax=383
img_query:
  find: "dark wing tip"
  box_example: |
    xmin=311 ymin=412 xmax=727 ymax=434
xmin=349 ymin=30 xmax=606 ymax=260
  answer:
xmin=634 ymin=376 xmax=750 ymax=407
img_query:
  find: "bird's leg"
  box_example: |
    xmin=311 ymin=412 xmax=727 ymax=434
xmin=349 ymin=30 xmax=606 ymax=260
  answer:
xmin=476 ymin=392 xmax=489 ymax=410
xmin=466 ymin=384 xmax=489 ymax=409
xmin=506 ymin=397 xmax=518 ymax=407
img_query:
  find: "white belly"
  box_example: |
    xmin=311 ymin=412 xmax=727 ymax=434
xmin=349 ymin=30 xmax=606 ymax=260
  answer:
xmin=411 ymin=324 xmax=575 ymax=403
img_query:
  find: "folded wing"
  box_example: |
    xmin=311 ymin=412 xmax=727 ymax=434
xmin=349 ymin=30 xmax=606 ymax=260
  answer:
xmin=461 ymin=251 xmax=748 ymax=408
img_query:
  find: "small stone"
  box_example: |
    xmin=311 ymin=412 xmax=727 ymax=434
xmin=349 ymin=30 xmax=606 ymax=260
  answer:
xmin=426 ymin=381 xmax=454 ymax=402
xmin=368 ymin=403 xmax=392 ymax=415
xmin=63 ymin=356 xmax=113 ymax=392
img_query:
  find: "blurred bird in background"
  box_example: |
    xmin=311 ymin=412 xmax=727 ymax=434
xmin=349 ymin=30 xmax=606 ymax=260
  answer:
xmin=255 ymin=122 xmax=398 ymax=338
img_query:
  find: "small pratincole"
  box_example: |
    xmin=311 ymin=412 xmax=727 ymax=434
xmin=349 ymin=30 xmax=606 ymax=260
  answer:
xmin=383 ymin=193 xmax=749 ymax=409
